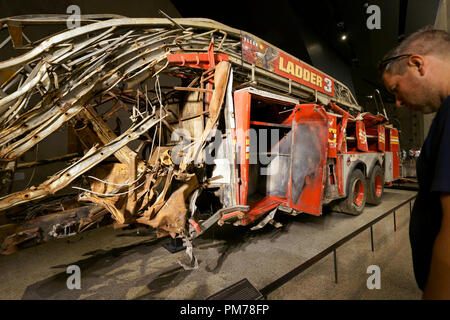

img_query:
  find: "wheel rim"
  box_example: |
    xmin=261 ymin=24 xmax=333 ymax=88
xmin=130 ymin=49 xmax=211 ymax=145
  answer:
xmin=375 ymin=174 xmax=383 ymax=197
xmin=353 ymin=179 xmax=364 ymax=206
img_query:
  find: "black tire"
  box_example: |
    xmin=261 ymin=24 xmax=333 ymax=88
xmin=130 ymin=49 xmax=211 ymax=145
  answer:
xmin=330 ymin=169 xmax=367 ymax=215
xmin=366 ymin=165 xmax=384 ymax=205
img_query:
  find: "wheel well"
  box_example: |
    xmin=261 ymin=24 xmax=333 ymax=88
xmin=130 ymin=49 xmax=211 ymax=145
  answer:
xmin=370 ymin=160 xmax=381 ymax=175
xmin=345 ymin=161 xmax=367 ymax=195
xmin=354 ymin=161 xmax=367 ymax=177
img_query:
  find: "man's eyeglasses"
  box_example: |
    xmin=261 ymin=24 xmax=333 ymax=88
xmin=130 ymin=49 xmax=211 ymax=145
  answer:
xmin=378 ymin=54 xmax=412 ymax=72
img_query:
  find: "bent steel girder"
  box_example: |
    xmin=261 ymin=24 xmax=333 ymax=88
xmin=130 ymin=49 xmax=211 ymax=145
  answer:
xmin=0 ymin=30 xmax=182 ymax=161
xmin=0 ymin=114 xmax=161 ymax=211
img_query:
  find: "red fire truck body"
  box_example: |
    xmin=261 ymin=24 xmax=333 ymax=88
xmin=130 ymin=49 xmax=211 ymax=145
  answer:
xmin=167 ymin=26 xmax=401 ymax=234
xmin=216 ymin=88 xmax=400 ymax=227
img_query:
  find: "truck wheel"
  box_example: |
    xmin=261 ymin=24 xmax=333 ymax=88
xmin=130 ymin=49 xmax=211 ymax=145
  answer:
xmin=330 ymin=169 xmax=367 ymax=215
xmin=366 ymin=165 xmax=384 ymax=205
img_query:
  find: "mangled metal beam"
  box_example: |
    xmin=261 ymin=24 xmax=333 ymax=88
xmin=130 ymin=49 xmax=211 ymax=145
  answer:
xmin=0 ymin=114 xmax=161 ymax=210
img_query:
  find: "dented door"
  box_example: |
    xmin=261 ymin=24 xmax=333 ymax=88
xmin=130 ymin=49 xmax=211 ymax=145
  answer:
xmin=287 ymin=105 xmax=328 ymax=216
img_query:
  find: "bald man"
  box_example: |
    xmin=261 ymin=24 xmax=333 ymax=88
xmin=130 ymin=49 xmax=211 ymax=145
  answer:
xmin=379 ymin=26 xmax=450 ymax=299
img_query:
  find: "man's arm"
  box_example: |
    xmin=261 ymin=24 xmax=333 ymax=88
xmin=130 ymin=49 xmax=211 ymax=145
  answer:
xmin=423 ymin=192 xmax=450 ymax=299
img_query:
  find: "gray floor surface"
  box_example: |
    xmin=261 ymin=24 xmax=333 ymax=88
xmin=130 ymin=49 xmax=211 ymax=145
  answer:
xmin=0 ymin=189 xmax=422 ymax=300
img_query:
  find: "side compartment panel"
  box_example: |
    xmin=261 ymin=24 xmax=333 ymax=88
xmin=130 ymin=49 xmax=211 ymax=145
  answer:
xmin=356 ymin=120 xmax=368 ymax=152
xmin=384 ymin=152 xmax=394 ymax=183
xmin=233 ymin=90 xmax=251 ymax=205
xmin=377 ymin=125 xmax=386 ymax=152
xmin=288 ymin=105 xmax=328 ymax=216
xmin=390 ymin=128 xmax=400 ymax=179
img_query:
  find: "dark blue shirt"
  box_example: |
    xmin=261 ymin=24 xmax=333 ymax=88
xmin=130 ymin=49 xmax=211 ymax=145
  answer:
xmin=410 ymin=95 xmax=450 ymax=290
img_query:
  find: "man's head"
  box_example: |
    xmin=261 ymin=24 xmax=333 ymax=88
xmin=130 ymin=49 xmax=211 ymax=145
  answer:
xmin=379 ymin=26 xmax=450 ymax=113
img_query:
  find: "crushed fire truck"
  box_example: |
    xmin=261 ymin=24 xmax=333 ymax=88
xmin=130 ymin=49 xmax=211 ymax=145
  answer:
xmin=0 ymin=15 xmax=400 ymax=254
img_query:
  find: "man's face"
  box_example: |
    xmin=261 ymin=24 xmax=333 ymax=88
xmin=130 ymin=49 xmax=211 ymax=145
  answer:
xmin=382 ymin=62 xmax=441 ymax=114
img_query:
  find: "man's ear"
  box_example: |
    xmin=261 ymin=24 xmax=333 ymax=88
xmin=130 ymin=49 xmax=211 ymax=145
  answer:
xmin=408 ymin=55 xmax=425 ymax=76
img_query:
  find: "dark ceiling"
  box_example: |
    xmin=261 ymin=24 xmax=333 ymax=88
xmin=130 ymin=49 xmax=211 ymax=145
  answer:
xmin=172 ymin=0 xmax=442 ymax=103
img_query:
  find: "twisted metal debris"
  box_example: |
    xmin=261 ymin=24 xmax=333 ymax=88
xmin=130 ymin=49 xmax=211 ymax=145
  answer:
xmin=0 ymin=15 xmax=361 ymax=254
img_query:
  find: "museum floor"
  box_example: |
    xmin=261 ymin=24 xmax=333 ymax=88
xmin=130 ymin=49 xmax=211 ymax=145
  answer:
xmin=0 ymin=190 xmax=422 ymax=300
xmin=267 ymin=200 xmax=422 ymax=299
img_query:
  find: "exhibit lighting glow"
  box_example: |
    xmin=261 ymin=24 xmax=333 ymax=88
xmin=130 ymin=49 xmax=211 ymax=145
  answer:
xmin=341 ymin=34 xmax=347 ymax=41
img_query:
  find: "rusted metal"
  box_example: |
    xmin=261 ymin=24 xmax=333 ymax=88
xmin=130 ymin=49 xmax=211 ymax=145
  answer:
xmin=173 ymin=86 xmax=214 ymax=94
xmin=16 ymin=153 xmax=80 ymax=169
xmin=137 ymin=173 xmax=199 ymax=238
xmin=0 ymin=205 xmax=107 ymax=254
xmin=1 ymin=227 xmax=43 ymax=255
xmin=125 ymin=152 xmax=138 ymax=216
xmin=6 ymin=24 xmax=23 ymax=49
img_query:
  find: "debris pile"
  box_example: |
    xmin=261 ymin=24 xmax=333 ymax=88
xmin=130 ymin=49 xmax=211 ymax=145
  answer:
xmin=0 ymin=16 xmax=239 ymax=254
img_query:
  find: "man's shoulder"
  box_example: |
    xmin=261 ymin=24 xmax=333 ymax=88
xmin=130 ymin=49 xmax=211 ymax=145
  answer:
xmin=433 ymin=96 xmax=450 ymax=128
xmin=428 ymin=95 xmax=450 ymax=193
xmin=440 ymin=95 xmax=450 ymax=113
